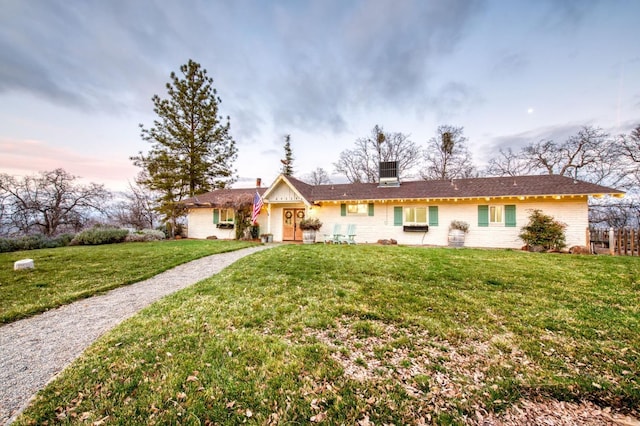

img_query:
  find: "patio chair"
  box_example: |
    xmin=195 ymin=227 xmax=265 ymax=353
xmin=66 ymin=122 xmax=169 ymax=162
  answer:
xmin=324 ymin=224 xmax=342 ymax=244
xmin=338 ymin=224 xmax=356 ymax=245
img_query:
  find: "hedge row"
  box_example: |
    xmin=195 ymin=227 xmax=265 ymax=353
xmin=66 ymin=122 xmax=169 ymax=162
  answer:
xmin=0 ymin=234 xmax=74 ymax=253
xmin=0 ymin=228 xmax=166 ymax=253
xmin=69 ymin=228 xmax=129 ymax=246
xmin=125 ymin=229 xmax=166 ymax=242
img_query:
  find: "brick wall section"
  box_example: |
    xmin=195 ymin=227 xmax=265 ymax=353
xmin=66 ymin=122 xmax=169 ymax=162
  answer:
xmin=306 ymin=197 xmax=588 ymax=248
xmin=187 ymin=208 xmax=268 ymax=240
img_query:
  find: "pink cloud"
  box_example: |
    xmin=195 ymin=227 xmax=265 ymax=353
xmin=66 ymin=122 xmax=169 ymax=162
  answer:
xmin=0 ymin=138 xmax=137 ymax=190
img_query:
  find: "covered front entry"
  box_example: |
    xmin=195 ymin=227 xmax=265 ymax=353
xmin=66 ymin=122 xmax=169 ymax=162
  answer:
xmin=283 ymin=208 xmax=305 ymax=241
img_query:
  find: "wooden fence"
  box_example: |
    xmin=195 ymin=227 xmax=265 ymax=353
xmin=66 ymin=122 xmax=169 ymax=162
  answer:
xmin=589 ymin=228 xmax=640 ymax=256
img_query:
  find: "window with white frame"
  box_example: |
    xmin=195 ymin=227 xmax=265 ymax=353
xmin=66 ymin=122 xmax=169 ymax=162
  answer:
xmin=404 ymin=206 xmax=427 ymax=225
xmin=219 ymin=208 xmax=234 ymax=222
xmin=489 ymin=205 xmax=503 ymax=224
xmin=347 ymin=204 xmax=368 ymax=215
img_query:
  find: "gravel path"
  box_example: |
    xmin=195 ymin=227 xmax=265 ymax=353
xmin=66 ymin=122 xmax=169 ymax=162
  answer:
xmin=0 ymin=245 xmax=273 ymax=425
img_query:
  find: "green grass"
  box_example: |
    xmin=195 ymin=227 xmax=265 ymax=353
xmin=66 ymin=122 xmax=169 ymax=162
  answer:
xmin=0 ymin=240 xmax=257 ymax=324
xmin=14 ymin=245 xmax=640 ymax=425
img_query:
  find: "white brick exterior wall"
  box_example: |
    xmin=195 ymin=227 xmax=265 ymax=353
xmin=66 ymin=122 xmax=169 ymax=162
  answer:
xmin=186 ymin=208 xmax=268 ymax=240
xmin=302 ymin=197 xmax=589 ymax=248
xmin=188 ymin=196 xmax=590 ymax=249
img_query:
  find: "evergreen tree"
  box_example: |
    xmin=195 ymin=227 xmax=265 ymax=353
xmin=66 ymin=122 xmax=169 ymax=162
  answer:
xmin=132 ymin=60 xmax=237 ymax=233
xmin=281 ymin=134 xmax=294 ymax=176
xmin=519 ymin=209 xmax=567 ymax=251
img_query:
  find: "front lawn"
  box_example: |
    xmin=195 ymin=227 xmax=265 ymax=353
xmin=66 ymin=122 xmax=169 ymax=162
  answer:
xmin=15 ymin=245 xmax=640 ymax=424
xmin=0 ymin=240 xmax=257 ymax=324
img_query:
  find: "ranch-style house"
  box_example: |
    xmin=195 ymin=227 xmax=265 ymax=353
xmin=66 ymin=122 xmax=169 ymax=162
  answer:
xmin=183 ymin=171 xmax=624 ymax=249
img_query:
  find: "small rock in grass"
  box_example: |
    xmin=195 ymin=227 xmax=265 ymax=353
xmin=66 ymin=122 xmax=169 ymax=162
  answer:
xmin=14 ymin=259 xmax=34 ymax=270
xmin=569 ymin=245 xmax=590 ymax=254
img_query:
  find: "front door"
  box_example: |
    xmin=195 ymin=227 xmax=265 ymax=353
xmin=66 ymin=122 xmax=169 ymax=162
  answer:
xmin=283 ymin=208 xmax=305 ymax=241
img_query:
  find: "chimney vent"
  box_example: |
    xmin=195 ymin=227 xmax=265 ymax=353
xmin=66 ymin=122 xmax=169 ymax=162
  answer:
xmin=378 ymin=161 xmax=399 ymax=187
xmin=256 ymin=178 xmax=262 ymax=188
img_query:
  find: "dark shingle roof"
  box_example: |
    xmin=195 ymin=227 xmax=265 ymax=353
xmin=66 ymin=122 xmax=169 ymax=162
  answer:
xmin=182 ymin=187 xmax=267 ymax=208
xmin=282 ymin=176 xmax=315 ymax=201
xmin=183 ymin=175 xmax=623 ymax=208
xmin=293 ymin=175 xmax=624 ymax=202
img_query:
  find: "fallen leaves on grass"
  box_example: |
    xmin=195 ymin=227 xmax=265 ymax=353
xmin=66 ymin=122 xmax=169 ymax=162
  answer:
xmin=310 ymin=411 xmax=327 ymax=422
xmin=306 ymin=317 xmax=532 ymax=409
xmin=477 ymin=399 xmax=640 ymax=426
xmin=299 ymin=316 xmax=639 ymax=425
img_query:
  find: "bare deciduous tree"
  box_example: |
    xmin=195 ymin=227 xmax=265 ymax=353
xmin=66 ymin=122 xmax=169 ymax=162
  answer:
xmin=523 ymin=127 xmax=618 ymax=184
xmin=302 ymin=167 xmax=332 ymax=185
xmin=619 ymin=125 xmax=640 ymax=190
xmin=485 ymin=125 xmax=639 ymax=227
xmin=486 ymin=126 xmax=629 ymax=188
xmin=589 ymin=199 xmax=640 ymax=228
xmin=334 ymin=125 xmax=421 ymax=183
xmin=0 ymin=168 xmax=111 ymax=236
xmin=111 ymin=177 xmax=159 ymax=230
xmin=421 ymin=125 xmax=476 ymax=180
xmin=0 ymin=174 xmax=12 ymax=236
xmin=485 ymin=147 xmax=536 ymax=177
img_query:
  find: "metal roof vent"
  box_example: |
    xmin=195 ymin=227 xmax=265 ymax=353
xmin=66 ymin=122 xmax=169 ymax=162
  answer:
xmin=378 ymin=161 xmax=400 ymax=187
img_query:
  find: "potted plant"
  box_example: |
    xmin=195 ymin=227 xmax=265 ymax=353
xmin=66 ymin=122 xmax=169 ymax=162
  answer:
xmin=448 ymin=220 xmax=469 ymax=247
xmin=299 ymin=217 xmax=322 ymax=244
xmin=260 ymin=233 xmax=273 ymax=243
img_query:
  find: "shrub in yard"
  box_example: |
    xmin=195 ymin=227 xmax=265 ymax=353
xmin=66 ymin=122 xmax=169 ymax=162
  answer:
xmin=125 ymin=229 xmax=166 ymax=242
xmin=15 ymin=234 xmax=47 ymax=251
xmin=157 ymin=223 xmax=186 ymax=238
xmin=70 ymin=227 xmax=129 ymax=246
xmin=519 ymin=209 xmax=567 ymax=251
xmin=0 ymin=234 xmax=75 ymax=253
xmin=33 ymin=233 xmax=74 ymax=249
xmin=54 ymin=233 xmax=75 ymax=247
xmin=0 ymin=238 xmax=19 ymax=253
xmin=156 ymin=223 xmax=187 ymax=238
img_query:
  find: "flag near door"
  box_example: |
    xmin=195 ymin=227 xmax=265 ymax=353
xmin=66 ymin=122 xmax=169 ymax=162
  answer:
xmin=251 ymin=192 xmax=263 ymax=224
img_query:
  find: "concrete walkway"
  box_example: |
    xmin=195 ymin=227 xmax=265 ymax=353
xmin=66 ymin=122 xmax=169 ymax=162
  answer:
xmin=0 ymin=245 xmax=273 ymax=425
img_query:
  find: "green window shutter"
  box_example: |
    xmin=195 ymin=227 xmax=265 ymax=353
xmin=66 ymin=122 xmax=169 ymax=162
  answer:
xmin=368 ymin=203 xmax=374 ymax=216
xmin=213 ymin=209 xmax=219 ymax=224
xmin=428 ymin=206 xmax=439 ymax=226
xmin=478 ymin=205 xmax=489 ymax=227
xmin=505 ymin=205 xmax=516 ymax=227
xmin=393 ymin=206 xmax=403 ymax=226
xmin=340 ymin=204 xmax=346 ymax=216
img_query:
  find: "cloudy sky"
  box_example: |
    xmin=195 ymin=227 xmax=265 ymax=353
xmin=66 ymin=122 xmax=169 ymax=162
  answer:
xmin=1 ymin=0 xmax=638 ymax=191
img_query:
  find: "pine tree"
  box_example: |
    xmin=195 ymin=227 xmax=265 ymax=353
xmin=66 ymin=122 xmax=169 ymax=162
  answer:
xmin=281 ymin=134 xmax=294 ymax=176
xmin=132 ymin=60 xmax=237 ymax=233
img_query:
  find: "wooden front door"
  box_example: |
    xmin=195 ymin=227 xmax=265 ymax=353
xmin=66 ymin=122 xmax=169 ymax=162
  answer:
xmin=283 ymin=208 xmax=305 ymax=241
